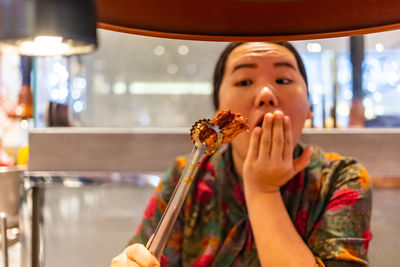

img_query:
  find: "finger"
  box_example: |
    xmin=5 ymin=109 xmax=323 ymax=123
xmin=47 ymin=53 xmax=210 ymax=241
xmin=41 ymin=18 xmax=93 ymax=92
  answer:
xmin=293 ymin=147 xmax=313 ymax=174
xmin=259 ymin=113 xmax=273 ymax=158
xmin=270 ymin=111 xmax=284 ymax=159
xmin=111 ymin=252 xmax=140 ymax=267
xmin=283 ymin=116 xmax=293 ymax=161
xmin=126 ymin=244 xmax=160 ymax=267
xmin=248 ymin=127 xmax=262 ymax=160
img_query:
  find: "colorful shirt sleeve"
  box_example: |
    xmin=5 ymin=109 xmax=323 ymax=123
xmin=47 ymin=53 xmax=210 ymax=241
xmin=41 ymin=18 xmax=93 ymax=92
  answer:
xmin=128 ymin=157 xmax=187 ymax=266
xmin=308 ymin=153 xmax=373 ymax=266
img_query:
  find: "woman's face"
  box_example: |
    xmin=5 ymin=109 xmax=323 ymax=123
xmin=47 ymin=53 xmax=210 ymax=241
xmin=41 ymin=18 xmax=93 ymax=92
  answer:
xmin=218 ymin=42 xmax=310 ymax=162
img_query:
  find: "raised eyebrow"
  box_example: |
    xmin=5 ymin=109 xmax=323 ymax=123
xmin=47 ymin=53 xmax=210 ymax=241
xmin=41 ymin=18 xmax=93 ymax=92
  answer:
xmin=231 ymin=63 xmax=257 ymax=74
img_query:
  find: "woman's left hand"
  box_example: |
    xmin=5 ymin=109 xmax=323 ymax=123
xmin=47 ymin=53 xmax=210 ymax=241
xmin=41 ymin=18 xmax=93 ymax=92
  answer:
xmin=243 ymin=111 xmax=313 ymax=194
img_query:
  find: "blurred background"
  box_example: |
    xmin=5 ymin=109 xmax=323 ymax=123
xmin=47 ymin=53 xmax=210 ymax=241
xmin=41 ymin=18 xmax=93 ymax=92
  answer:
xmin=3 ymin=28 xmax=400 ymax=136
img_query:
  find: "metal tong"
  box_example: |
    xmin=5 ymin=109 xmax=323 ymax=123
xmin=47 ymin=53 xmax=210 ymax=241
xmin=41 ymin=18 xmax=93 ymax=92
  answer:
xmin=0 ymin=212 xmax=8 ymax=267
xmin=146 ymin=120 xmax=223 ymax=260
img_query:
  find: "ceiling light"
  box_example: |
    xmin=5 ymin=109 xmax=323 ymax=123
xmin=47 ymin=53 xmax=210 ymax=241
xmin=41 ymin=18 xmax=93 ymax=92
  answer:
xmin=375 ymin=43 xmax=384 ymax=52
xmin=0 ymin=0 xmax=97 ymax=56
xmin=306 ymin=42 xmax=322 ymax=53
xmin=153 ymin=45 xmax=165 ymax=56
xmin=178 ymin=45 xmax=189 ymax=55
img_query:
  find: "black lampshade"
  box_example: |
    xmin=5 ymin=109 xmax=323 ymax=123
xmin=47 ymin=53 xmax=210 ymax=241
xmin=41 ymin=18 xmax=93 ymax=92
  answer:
xmin=0 ymin=0 xmax=98 ymax=56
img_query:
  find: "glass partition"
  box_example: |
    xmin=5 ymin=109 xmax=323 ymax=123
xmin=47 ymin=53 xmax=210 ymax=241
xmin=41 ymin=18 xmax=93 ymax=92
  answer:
xmin=2 ymin=29 xmax=400 ymax=130
xmin=28 ymin=29 xmax=400 ymax=129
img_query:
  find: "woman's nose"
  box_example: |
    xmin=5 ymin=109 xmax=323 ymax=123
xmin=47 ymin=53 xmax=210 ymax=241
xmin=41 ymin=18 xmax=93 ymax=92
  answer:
xmin=255 ymin=86 xmax=278 ymax=108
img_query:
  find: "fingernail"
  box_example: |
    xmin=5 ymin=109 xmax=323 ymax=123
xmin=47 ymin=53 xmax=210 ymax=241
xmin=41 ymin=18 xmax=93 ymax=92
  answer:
xmin=266 ymin=113 xmax=272 ymax=122
xmin=274 ymin=111 xmax=283 ymax=119
xmin=284 ymin=116 xmax=289 ymax=123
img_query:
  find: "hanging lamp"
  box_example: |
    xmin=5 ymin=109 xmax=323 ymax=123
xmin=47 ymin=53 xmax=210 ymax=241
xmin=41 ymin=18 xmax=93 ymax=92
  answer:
xmin=0 ymin=0 xmax=97 ymax=56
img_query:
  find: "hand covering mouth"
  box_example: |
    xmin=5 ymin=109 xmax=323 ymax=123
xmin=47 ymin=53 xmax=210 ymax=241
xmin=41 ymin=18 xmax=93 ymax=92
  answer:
xmin=255 ymin=113 xmax=267 ymax=128
xmin=254 ymin=110 xmax=283 ymax=129
xmin=256 ymin=116 xmax=264 ymax=128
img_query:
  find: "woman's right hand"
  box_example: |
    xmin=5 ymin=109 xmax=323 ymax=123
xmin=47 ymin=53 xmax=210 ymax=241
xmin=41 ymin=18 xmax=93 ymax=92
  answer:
xmin=111 ymin=243 xmax=160 ymax=267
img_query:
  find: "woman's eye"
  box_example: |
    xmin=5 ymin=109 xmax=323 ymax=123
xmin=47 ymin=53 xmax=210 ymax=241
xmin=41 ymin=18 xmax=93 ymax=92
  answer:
xmin=276 ymin=78 xmax=292 ymax=85
xmin=235 ymin=80 xmax=253 ymax=87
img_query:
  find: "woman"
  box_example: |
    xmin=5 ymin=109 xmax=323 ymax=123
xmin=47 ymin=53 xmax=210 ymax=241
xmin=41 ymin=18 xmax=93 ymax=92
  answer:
xmin=112 ymin=42 xmax=372 ymax=266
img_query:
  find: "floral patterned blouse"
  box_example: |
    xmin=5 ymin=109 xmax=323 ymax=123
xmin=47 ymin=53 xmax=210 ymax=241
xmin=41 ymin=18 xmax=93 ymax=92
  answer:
xmin=129 ymin=143 xmax=372 ymax=266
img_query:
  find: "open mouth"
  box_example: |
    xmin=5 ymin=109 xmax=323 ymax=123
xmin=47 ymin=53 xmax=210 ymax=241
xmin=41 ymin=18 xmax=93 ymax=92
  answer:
xmin=255 ymin=111 xmax=283 ymax=129
xmin=255 ymin=115 xmax=264 ymax=128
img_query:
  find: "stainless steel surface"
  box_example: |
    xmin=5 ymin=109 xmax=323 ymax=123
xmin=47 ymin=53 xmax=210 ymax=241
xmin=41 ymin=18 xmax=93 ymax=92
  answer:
xmin=0 ymin=213 xmax=8 ymax=267
xmin=19 ymin=176 xmax=33 ymax=267
xmin=0 ymin=167 xmax=24 ymax=217
xmin=19 ymin=171 xmax=156 ymax=267
xmin=19 ymin=174 xmax=44 ymax=267
xmin=31 ymin=187 xmax=44 ymax=267
xmin=0 ymin=242 xmax=20 ymax=267
xmin=0 ymin=167 xmax=23 ymax=267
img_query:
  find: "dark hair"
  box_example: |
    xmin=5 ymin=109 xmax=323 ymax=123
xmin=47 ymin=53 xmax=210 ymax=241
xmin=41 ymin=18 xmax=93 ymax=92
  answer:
xmin=212 ymin=42 xmax=308 ymax=110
